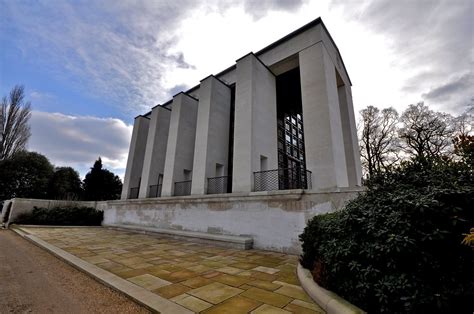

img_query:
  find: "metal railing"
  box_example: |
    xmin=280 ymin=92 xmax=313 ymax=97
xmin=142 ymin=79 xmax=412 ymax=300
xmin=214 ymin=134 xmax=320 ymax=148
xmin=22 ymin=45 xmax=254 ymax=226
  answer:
xmin=174 ymin=180 xmax=192 ymax=196
xmin=207 ymin=176 xmax=231 ymax=194
xmin=149 ymin=184 xmax=162 ymax=198
xmin=254 ymin=168 xmax=312 ymax=192
xmin=129 ymin=187 xmax=139 ymax=199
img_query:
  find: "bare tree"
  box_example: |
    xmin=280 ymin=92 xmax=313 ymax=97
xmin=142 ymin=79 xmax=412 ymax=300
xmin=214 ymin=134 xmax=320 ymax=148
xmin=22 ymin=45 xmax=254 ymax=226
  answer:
xmin=0 ymin=85 xmax=32 ymax=160
xmin=453 ymin=105 xmax=474 ymax=164
xmin=399 ymin=103 xmax=454 ymax=160
xmin=453 ymin=109 xmax=473 ymax=138
xmin=359 ymin=106 xmax=399 ymax=178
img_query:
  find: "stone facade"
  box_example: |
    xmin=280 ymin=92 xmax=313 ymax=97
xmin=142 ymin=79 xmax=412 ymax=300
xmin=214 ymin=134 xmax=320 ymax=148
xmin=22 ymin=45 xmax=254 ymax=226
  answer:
xmin=122 ymin=18 xmax=361 ymax=199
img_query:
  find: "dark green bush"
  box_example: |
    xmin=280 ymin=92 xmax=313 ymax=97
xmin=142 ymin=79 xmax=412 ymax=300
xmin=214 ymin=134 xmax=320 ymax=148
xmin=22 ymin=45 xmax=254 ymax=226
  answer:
xmin=15 ymin=206 xmax=103 ymax=226
xmin=300 ymin=158 xmax=474 ymax=313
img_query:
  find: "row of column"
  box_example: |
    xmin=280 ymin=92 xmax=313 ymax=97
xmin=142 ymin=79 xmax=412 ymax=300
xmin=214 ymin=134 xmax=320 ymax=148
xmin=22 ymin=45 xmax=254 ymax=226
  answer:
xmin=121 ymin=42 xmax=361 ymax=200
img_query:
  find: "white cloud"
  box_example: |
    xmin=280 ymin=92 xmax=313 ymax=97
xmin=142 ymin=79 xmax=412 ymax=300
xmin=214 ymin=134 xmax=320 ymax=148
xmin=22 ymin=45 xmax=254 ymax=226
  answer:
xmin=3 ymin=0 xmax=471 ymax=184
xmin=2 ymin=1 xmax=312 ymax=116
xmin=330 ymin=0 xmax=473 ymax=114
xmin=28 ymin=111 xmax=132 ymax=178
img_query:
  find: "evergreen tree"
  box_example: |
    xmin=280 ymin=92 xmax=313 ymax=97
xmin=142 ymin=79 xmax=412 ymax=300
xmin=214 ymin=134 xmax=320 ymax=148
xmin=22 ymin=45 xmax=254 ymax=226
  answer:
xmin=47 ymin=167 xmax=83 ymax=200
xmin=83 ymin=157 xmax=122 ymax=201
xmin=0 ymin=151 xmax=54 ymax=200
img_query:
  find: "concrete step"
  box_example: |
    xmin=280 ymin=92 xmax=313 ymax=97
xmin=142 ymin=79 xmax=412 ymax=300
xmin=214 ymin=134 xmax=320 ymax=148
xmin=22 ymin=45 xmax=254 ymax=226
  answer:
xmin=104 ymin=224 xmax=253 ymax=250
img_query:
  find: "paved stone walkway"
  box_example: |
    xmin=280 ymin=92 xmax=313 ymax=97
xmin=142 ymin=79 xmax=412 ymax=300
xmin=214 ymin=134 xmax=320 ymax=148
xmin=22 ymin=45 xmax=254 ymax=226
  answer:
xmin=22 ymin=227 xmax=324 ymax=313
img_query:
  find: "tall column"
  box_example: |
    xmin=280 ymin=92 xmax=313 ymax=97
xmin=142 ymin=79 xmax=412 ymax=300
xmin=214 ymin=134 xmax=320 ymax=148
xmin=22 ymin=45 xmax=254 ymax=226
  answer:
xmin=191 ymin=75 xmax=231 ymax=195
xmin=121 ymin=115 xmax=150 ymax=199
xmin=161 ymin=93 xmax=199 ymax=196
xmin=345 ymin=85 xmax=363 ymax=185
xmin=232 ymin=53 xmax=278 ymax=193
xmin=299 ymin=42 xmax=349 ymax=190
xmin=138 ymin=106 xmax=171 ymax=198
xmin=338 ymin=84 xmax=362 ymax=187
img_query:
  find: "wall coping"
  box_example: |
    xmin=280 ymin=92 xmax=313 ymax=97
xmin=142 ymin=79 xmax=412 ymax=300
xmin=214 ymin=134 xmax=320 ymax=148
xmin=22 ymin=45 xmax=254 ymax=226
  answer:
xmin=111 ymin=188 xmax=365 ymax=205
xmin=297 ymin=264 xmax=366 ymax=314
xmin=7 ymin=198 xmax=107 ymax=205
xmin=5 ymin=188 xmax=364 ymax=206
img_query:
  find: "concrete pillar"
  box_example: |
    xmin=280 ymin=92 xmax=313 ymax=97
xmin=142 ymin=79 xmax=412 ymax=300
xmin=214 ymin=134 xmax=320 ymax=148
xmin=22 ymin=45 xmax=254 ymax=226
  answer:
xmin=338 ymin=84 xmax=362 ymax=187
xmin=191 ymin=75 xmax=231 ymax=195
xmin=161 ymin=93 xmax=199 ymax=196
xmin=138 ymin=106 xmax=171 ymax=198
xmin=121 ymin=115 xmax=150 ymax=199
xmin=346 ymin=85 xmax=363 ymax=186
xmin=299 ymin=42 xmax=349 ymax=190
xmin=232 ymin=53 xmax=278 ymax=193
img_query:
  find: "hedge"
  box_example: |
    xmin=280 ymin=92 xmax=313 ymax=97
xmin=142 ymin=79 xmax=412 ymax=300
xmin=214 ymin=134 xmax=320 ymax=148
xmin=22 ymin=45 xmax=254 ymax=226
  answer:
xmin=15 ymin=206 xmax=103 ymax=226
xmin=300 ymin=158 xmax=473 ymax=313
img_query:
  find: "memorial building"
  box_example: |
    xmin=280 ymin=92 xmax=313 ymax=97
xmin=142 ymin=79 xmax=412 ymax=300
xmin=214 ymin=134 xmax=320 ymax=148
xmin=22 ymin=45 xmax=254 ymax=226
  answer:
xmin=121 ymin=17 xmax=361 ymax=200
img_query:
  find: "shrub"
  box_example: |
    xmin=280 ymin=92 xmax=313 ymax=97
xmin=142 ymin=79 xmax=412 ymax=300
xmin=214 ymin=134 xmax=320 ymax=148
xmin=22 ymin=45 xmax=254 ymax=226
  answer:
xmin=15 ymin=206 xmax=103 ymax=226
xmin=300 ymin=158 xmax=474 ymax=313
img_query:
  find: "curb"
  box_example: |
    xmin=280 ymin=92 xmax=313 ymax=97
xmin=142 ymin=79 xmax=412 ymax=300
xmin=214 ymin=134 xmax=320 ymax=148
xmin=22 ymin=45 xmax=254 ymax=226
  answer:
xmin=297 ymin=264 xmax=366 ymax=314
xmin=11 ymin=226 xmax=192 ymax=314
xmin=105 ymin=224 xmax=253 ymax=250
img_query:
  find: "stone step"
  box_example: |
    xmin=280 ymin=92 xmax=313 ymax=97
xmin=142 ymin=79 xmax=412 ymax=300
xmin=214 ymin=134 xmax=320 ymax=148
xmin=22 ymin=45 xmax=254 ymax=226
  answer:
xmin=104 ymin=224 xmax=253 ymax=250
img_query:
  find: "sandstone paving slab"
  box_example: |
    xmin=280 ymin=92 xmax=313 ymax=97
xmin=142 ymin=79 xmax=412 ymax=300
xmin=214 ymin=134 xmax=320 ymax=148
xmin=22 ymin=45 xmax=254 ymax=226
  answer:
xmin=284 ymin=302 xmax=322 ymax=313
xmin=130 ymin=262 xmax=155 ymax=269
xmin=96 ymin=260 xmax=129 ymax=272
xmin=214 ymin=274 xmax=251 ymax=287
xmin=283 ymin=301 xmax=324 ymax=314
xmin=289 ymin=299 xmax=323 ymax=312
xmin=21 ymin=227 xmax=325 ymax=313
xmin=217 ymin=266 xmax=245 ymax=275
xmin=202 ymin=295 xmax=262 ymax=314
xmin=181 ymin=276 xmax=214 ymax=288
xmin=241 ymin=287 xmax=292 ymax=308
xmin=153 ymin=283 xmax=191 ymax=299
xmin=115 ymin=268 xmax=151 ymax=278
xmin=248 ymin=271 xmax=278 ymax=282
xmin=230 ymin=262 xmax=260 ymax=270
xmin=247 ymin=280 xmax=282 ymax=291
xmin=251 ymin=304 xmax=291 ymax=313
xmin=202 ymin=270 xmax=222 ymax=279
xmin=82 ymin=255 xmax=110 ymax=264
xmin=274 ymin=285 xmax=314 ymax=303
xmin=252 ymin=266 xmax=281 ymax=274
xmin=188 ymin=282 xmax=243 ymax=304
xmin=173 ymin=294 xmax=213 ymax=312
xmin=128 ymin=274 xmax=172 ymax=290
xmin=187 ymin=264 xmax=212 ymax=273
xmin=160 ymin=269 xmax=199 ymax=283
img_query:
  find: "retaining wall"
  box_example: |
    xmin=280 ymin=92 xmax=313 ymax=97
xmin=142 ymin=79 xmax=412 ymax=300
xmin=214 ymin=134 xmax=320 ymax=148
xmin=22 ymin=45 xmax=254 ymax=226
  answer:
xmin=1 ymin=198 xmax=108 ymax=227
xmin=103 ymin=189 xmax=362 ymax=254
xmin=2 ymin=189 xmax=363 ymax=254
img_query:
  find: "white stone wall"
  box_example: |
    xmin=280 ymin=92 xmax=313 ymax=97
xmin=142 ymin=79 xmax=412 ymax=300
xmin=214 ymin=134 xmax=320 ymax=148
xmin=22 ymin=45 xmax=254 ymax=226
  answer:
xmin=299 ymin=42 xmax=349 ymax=190
xmin=103 ymin=189 xmax=362 ymax=254
xmin=121 ymin=116 xmax=150 ymax=199
xmin=191 ymin=76 xmax=231 ymax=195
xmin=161 ymin=93 xmax=199 ymax=196
xmin=139 ymin=106 xmax=171 ymax=198
xmin=232 ymin=53 xmax=278 ymax=192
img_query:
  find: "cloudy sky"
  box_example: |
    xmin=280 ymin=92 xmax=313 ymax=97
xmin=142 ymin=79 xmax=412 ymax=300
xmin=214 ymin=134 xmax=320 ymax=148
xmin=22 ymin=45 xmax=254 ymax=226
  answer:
xmin=1 ymin=0 xmax=472 ymax=178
